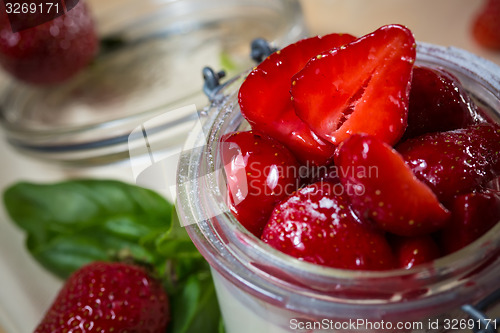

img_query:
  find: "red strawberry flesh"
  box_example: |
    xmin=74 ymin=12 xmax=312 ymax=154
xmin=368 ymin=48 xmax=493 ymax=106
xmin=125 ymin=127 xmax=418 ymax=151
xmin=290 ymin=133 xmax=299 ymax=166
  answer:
xmin=334 ymin=134 xmax=450 ymax=236
xmin=391 ymin=235 xmax=441 ymax=269
xmin=291 ymin=24 xmax=415 ymax=147
xmin=221 ymin=131 xmax=301 ymax=237
xmin=238 ymin=33 xmax=356 ymax=165
xmin=403 ymin=66 xmax=478 ymax=140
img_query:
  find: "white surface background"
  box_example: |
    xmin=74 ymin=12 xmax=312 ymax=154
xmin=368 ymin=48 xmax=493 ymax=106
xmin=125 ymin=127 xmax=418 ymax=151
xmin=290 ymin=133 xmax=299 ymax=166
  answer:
xmin=1 ymin=0 xmax=500 ymax=332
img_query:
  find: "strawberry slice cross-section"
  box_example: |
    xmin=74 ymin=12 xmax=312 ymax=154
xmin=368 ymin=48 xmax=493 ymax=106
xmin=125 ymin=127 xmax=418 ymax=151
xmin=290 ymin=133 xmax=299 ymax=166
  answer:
xmin=334 ymin=134 xmax=450 ymax=237
xmin=238 ymin=33 xmax=356 ymax=166
xmin=291 ymin=24 xmax=416 ymax=147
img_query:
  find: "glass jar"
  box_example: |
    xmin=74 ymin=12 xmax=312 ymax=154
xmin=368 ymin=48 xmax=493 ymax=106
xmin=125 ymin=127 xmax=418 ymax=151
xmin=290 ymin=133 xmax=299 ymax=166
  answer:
xmin=0 ymin=0 xmax=306 ymax=167
xmin=176 ymin=42 xmax=500 ymax=333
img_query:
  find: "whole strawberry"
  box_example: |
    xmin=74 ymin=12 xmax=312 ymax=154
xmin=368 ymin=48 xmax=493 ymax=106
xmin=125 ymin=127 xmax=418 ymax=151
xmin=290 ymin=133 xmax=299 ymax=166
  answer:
xmin=0 ymin=1 xmax=98 ymax=84
xmin=397 ymin=124 xmax=500 ymax=206
xmin=34 ymin=262 xmax=170 ymax=333
xmin=472 ymin=0 xmax=500 ymax=50
xmin=403 ymin=66 xmax=478 ymax=140
xmin=441 ymin=189 xmax=500 ymax=254
xmin=261 ymin=181 xmax=395 ymax=270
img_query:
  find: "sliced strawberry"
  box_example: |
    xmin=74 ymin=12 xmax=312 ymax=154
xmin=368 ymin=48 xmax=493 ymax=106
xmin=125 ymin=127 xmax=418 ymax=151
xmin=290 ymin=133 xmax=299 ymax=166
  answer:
xmin=261 ymin=181 xmax=395 ymax=270
xmin=391 ymin=235 xmax=441 ymax=269
xmin=238 ymin=33 xmax=356 ymax=165
xmin=441 ymin=189 xmax=500 ymax=254
xmin=472 ymin=0 xmax=500 ymax=50
xmin=397 ymin=124 xmax=500 ymax=206
xmin=291 ymin=24 xmax=415 ymax=147
xmin=403 ymin=66 xmax=478 ymax=140
xmin=220 ymin=131 xmax=301 ymax=237
xmin=334 ymin=134 xmax=450 ymax=237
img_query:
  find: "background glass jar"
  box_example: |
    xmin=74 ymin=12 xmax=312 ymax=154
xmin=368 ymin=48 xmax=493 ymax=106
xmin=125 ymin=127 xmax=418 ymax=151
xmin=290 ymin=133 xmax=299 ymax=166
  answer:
xmin=0 ymin=1 xmax=307 ymax=332
xmin=0 ymin=0 xmax=306 ymax=167
xmin=176 ymin=42 xmax=500 ymax=333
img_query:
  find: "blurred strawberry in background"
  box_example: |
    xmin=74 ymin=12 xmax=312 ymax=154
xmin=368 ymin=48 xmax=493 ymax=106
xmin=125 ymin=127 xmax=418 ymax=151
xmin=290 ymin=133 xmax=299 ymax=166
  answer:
xmin=472 ymin=0 xmax=500 ymax=50
xmin=0 ymin=0 xmax=98 ymax=85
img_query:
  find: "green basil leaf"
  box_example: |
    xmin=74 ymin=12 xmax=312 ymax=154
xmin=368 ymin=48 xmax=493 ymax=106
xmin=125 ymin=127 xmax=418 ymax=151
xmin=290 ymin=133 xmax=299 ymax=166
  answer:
xmin=156 ymin=208 xmax=201 ymax=259
xmin=3 ymin=180 xmax=173 ymax=278
xmin=168 ymin=272 xmax=224 ymax=333
xmin=4 ymin=179 xmax=172 ymax=229
xmin=219 ymin=318 xmax=226 ymax=333
xmin=27 ymin=229 xmax=160 ymax=278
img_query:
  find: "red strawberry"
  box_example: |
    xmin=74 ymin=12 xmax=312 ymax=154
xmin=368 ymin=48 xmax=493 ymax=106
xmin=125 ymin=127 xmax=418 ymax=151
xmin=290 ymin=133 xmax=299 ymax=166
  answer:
xmin=0 ymin=1 xmax=98 ymax=84
xmin=34 ymin=262 xmax=169 ymax=333
xmin=261 ymin=181 xmax=395 ymax=270
xmin=238 ymin=33 xmax=356 ymax=165
xmin=221 ymin=131 xmax=301 ymax=237
xmin=403 ymin=66 xmax=478 ymax=140
xmin=472 ymin=0 xmax=500 ymax=50
xmin=397 ymin=124 xmax=500 ymax=206
xmin=391 ymin=235 xmax=441 ymax=269
xmin=291 ymin=24 xmax=415 ymax=147
xmin=334 ymin=134 xmax=450 ymax=237
xmin=441 ymin=189 xmax=500 ymax=254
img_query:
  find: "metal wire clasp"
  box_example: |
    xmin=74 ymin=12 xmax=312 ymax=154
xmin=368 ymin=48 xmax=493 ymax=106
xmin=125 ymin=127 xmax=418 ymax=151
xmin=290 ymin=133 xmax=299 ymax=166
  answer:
xmin=250 ymin=38 xmax=278 ymax=63
xmin=202 ymin=38 xmax=277 ymax=101
xmin=462 ymin=288 xmax=500 ymax=333
xmin=202 ymin=67 xmax=226 ymax=101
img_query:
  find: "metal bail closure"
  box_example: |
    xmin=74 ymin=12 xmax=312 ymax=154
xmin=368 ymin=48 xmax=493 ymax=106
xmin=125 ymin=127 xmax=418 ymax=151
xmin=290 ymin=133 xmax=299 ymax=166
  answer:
xmin=202 ymin=38 xmax=278 ymax=101
xmin=202 ymin=67 xmax=226 ymax=101
xmin=462 ymin=288 xmax=500 ymax=333
xmin=251 ymin=38 xmax=278 ymax=63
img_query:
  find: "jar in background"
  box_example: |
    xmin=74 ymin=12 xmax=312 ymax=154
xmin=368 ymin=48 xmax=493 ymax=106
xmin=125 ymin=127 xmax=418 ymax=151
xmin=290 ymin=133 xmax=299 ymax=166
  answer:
xmin=0 ymin=0 xmax=306 ymax=168
xmin=176 ymin=42 xmax=500 ymax=333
